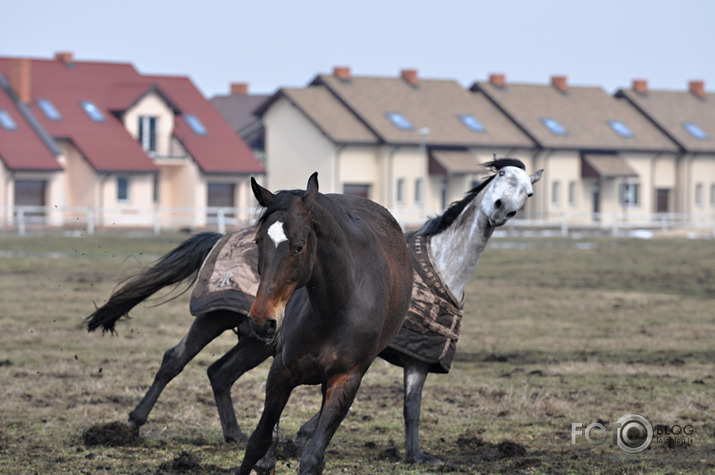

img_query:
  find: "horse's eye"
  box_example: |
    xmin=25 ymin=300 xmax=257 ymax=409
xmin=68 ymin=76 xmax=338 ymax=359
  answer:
xmin=498 ymin=170 xmax=505 ymax=176
xmin=293 ymin=244 xmax=304 ymax=255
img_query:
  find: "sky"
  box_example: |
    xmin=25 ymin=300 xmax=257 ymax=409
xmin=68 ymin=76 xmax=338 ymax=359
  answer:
xmin=2 ymin=0 xmax=713 ymax=99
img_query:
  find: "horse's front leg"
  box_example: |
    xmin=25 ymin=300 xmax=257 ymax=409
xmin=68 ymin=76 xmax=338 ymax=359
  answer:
xmin=207 ymin=321 xmax=272 ymax=443
xmin=127 ymin=311 xmax=234 ymax=430
xmin=403 ymin=358 xmax=442 ymax=465
xmin=237 ymin=359 xmax=295 ymax=475
xmin=296 ymin=383 xmax=326 ymax=449
xmin=299 ymin=370 xmax=364 ymax=474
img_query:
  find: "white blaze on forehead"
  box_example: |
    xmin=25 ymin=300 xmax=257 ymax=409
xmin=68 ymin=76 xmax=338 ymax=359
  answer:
xmin=267 ymin=221 xmax=288 ymax=247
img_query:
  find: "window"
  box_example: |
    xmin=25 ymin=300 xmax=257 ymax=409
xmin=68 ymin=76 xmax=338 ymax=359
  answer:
xmin=551 ymin=180 xmax=560 ymax=206
xmin=608 ymin=120 xmax=634 ymax=138
xmin=620 ymin=183 xmax=640 ymax=207
xmin=153 ymin=174 xmax=159 ymax=204
xmin=385 ymin=112 xmax=414 ymax=131
xmin=117 ymin=177 xmax=129 ymax=202
xmin=396 ymin=178 xmax=405 ymax=204
xmin=0 ymin=110 xmax=17 ymax=130
xmin=541 ymin=117 xmax=567 ymax=136
xmin=711 ymin=184 xmax=715 ymax=208
xmin=185 ymin=114 xmax=207 ymax=135
xmin=458 ymin=114 xmax=486 ymax=132
xmin=343 ymin=184 xmax=370 ymax=199
xmin=80 ymin=101 xmax=105 ymax=122
xmin=415 ymin=178 xmax=423 ymax=204
xmin=683 ymin=122 xmax=707 ymax=140
xmin=37 ymin=99 xmax=62 ymax=121
xmin=568 ymin=181 xmax=577 ymax=206
xmin=694 ymin=183 xmax=703 ymax=208
xmin=138 ymin=116 xmax=158 ymax=153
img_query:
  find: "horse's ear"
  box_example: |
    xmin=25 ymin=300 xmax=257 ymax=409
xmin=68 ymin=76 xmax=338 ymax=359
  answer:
xmin=303 ymin=172 xmax=319 ymax=210
xmin=251 ymin=177 xmax=275 ymax=207
xmin=530 ymin=169 xmax=544 ymax=184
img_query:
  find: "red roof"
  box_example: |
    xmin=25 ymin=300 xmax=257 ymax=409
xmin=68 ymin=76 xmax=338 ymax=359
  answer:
xmin=0 ymin=81 xmax=61 ymax=171
xmin=0 ymin=55 xmax=263 ymax=174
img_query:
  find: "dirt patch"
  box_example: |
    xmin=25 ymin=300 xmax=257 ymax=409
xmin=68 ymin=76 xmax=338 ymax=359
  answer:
xmin=81 ymin=421 xmax=141 ymax=447
xmin=156 ymin=451 xmax=201 ymax=474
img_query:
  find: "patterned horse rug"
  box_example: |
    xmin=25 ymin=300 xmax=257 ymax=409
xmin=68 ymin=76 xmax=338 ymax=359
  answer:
xmin=190 ymin=228 xmax=464 ymax=374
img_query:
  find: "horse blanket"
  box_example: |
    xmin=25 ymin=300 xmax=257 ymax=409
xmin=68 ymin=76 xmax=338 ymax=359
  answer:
xmin=190 ymin=228 xmax=464 ymax=374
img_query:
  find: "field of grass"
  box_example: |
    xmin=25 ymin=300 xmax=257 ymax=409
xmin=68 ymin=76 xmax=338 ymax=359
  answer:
xmin=0 ymin=231 xmax=713 ymax=474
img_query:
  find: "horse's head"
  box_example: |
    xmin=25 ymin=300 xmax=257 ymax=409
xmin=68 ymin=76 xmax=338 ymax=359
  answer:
xmin=480 ymin=162 xmax=543 ymax=227
xmin=248 ymin=173 xmax=319 ymax=340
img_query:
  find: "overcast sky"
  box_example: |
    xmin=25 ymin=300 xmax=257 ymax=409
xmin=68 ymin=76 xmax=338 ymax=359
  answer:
xmin=2 ymin=0 xmax=713 ymax=98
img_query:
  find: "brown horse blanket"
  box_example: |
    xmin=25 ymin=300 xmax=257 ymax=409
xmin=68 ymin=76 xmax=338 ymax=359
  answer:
xmin=190 ymin=228 xmax=464 ymax=374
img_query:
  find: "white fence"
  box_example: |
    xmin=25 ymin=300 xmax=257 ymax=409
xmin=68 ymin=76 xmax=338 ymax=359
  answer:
xmin=2 ymin=205 xmax=714 ymax=238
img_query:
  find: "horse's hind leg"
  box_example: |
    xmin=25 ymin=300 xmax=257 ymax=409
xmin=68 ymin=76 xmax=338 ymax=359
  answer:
xmin=127 ymin=310 xmax=236 ymax=430
xmin=207 ymin=320 xmax=271 ymax=443
xmin=403 ymin=357 xmax=442 ymax=465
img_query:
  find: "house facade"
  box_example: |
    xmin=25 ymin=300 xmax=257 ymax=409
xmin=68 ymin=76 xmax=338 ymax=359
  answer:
xmin=0 ymin=52 xmax=264 ymax=230
xmin=472 ymin=75 xmax=681 ymax=224
xmin=256 ymin=67 xmax=536 ymax=226
xmin=616 ymin=80 xmax=715 ymax=221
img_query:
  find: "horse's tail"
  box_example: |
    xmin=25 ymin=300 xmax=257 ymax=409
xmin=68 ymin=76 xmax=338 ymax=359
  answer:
xmin=85 ymin=232 xmax=223 ymax=333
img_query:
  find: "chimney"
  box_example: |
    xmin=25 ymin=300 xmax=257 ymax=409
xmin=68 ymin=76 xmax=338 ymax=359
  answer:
xmin=231 ymin=82 xmax=248 ymax=95
xmin=401 ymin=69 xmax=418 ymax=86
xmin=9 ymin=58 xmax=31 ymax=104
xmin=633 ymin=79 xmax=648 ymax=94
xmin=55 ymin=51 xmax=74 ymax=65
xmin=551 ymin=75 xmax=568 ymax=93
xmin=489 ymin=73 xmax=506 ymax=87
xmin=333 ymin=66 xmax=351 ymax=80
xmin=689 ymin=80 xmax=705 ymax=99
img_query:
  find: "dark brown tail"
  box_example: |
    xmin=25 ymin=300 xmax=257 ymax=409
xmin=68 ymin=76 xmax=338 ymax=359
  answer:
xmin=85 ymin=232 xmax=223 ymax=333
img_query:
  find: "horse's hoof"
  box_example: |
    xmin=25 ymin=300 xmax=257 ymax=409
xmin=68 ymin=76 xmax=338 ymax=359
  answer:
xmin=406 ymin=452 xmax=443 ymax=465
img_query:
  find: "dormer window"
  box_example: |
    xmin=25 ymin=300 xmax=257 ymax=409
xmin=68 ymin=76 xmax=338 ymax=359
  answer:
xmin=608 ymin=120 xmax=634 ymax=138
xmin=683 ymin=122 xmax=707 ymax=140
xmin=385 ymin=112 xmax=414 ymax=131
xmin=37 ymin=99 xmax=62 ymax=121
xmin=540 ymin=117 xmax=567 ymax=136
xmin=458 ymin=114 xmax=486 ymax=132
xmin=138 ymin=116 xmax=157 ymax=153
xmin=0 ymin=110 xmax=17 ymax=130
xmin=80 ymin=101 xmax=105 ymax=122
xmin=185 ymin=114 xmax=207 ymax=135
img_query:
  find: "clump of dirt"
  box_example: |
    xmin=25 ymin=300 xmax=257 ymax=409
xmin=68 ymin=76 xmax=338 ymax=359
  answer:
xmin=81 ymin=421 xmax=140 ymax=447
xmin=156 ymin=451 xmax=202 ymax=474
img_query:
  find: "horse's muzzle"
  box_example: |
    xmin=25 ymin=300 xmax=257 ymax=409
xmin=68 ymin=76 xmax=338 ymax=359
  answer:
xmin=248 ymin=317 xmax=277 ymax=339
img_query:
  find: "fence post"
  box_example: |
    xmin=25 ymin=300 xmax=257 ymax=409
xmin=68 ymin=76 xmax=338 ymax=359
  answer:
xmin=17 ymin=208 xmax=25 ymax=236
xmin=153 ymin=208 xmax=161 ymax=236
xmin=86 ymin=208 xmax=95 ymax=235
xmin=560 ymin=212 xmax=568 ymax=237
xmin=217 ymin=208 xmax=226 ymax=234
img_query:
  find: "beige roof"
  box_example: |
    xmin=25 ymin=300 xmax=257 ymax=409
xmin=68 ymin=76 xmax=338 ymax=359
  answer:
xmin=616 ymin=87 xmax=715 ymax=153
xmin=473 ymin=80 xmax=679 ymax=152
xmin=311 ymin=74 xmax=534 ymax=147
xmin=582 ymin=154 xmax=638 ymax=178
xmin=278 ymin=87 xmax=379 ymax=144
xmin=430 ymin=150 xmax=482 ymax=174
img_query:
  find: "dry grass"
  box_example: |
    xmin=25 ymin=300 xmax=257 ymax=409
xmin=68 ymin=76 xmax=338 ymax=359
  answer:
xmin=0 ymin=232 xmax=714 ymax=474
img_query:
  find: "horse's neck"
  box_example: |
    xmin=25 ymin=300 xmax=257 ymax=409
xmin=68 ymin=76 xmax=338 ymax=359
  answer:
xmin=428 ymin=201 xmax=494 ymax=301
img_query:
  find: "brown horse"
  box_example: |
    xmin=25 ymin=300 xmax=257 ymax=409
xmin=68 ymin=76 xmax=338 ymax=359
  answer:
xmin=237 ymin=173 xmax=413 ymax=473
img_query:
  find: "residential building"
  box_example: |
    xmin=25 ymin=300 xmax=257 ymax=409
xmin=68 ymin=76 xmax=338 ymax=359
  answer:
xmin=0 ymin=52 xmax=264 ymax=230
xmin=211 ymin=83 xmax=269 ymax=164
xmin=471 ymin=75 xmax=681 ymax=224
xmin=255 ymin=67 xmax=535 ymax=226
xmin=616 ymin=80 xmax=715 ymax=220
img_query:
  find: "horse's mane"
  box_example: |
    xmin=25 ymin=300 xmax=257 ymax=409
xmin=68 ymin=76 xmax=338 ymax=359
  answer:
xmin=415 ymin=157 xmax=526 ymax=237
xmin=256 ymin=189 xmax=304 ymax=226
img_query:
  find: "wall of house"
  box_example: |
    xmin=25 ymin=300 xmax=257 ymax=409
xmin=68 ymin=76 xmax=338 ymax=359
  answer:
xmin=690 ymin=153 xmax=715 ymax=219
xmin=124 ymin=92 xmax=175 ymax=157
xmin=99 ymin=172 xmax=155 ymax=226
xmin=339 ymin=145 xmax=382 ymax=201
xmin=263 ymin=98 xmax=335 ymax=192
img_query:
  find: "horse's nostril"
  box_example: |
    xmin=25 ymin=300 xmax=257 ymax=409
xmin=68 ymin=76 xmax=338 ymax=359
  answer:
xmin=507 ymin=211 xmax=517 ymax=219
xmin=495 ymin=199 xmax=502 ymax=209
xmin=265 ymin=319 xmax=277 ymax=336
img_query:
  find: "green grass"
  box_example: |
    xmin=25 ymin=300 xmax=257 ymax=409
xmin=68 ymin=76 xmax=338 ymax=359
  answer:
xmin=0 ymin=234 xmax=713 ymax=474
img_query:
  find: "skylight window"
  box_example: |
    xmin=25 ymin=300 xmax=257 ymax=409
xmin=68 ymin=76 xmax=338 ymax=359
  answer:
xmin=385 ymin=112 xmax=414 ymax=131
xmin=683 ymin=122 xmax=708 ymax=140
xmin=185 ymin=114 xmax=208 ymax=135
xmin=37 ymin=99 xmax=62 ymax=121
xmin=540 ymin=117 xmax=567 ymax=136
xmin=459 ymin=114 xmax=486 ymax=132
xmin=608 ymin=120 xmax=634 ymax=138
xmin=0 ymin=110 xmax=17 ymax=130
xmin=80 ymin=101 xmax=105 ymax=122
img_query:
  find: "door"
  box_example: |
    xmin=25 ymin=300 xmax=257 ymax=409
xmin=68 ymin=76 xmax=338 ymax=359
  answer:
xmin=14 ymin=180 xmax=46 ymax=221
xmin=656 ymin=189 xmax=670 ymax=213
xmin=207 ymin=183 xmax=236 ymax=220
